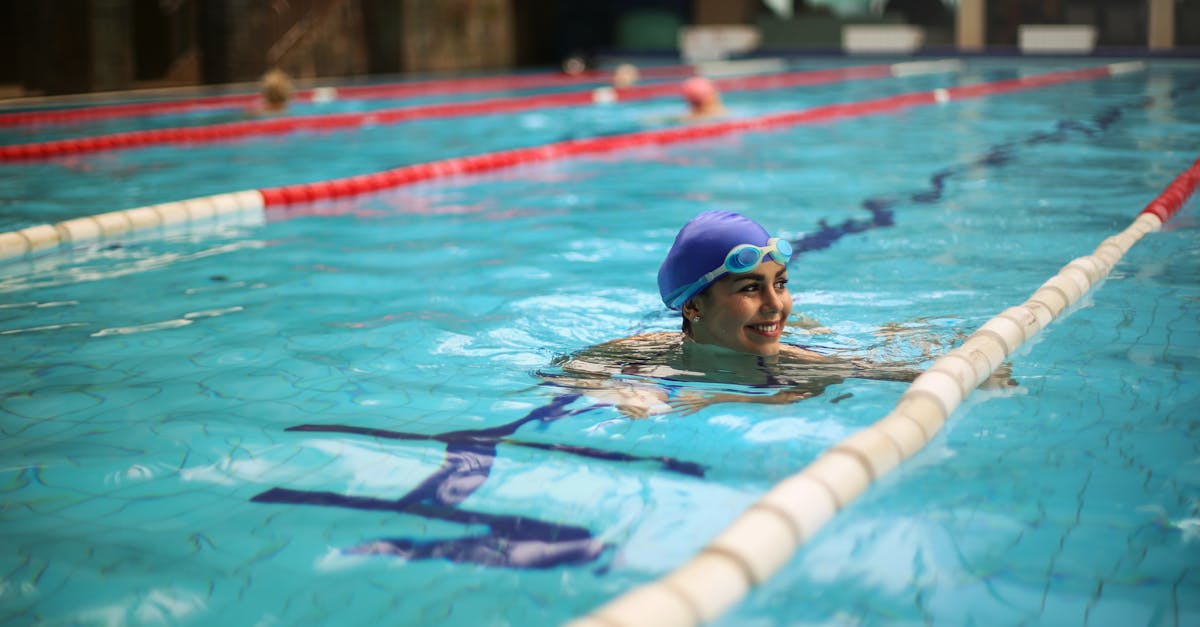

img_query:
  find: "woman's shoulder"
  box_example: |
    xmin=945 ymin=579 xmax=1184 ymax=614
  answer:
xmin=597 ymin=332 xmax=681 ymax=348
xmin=554 ymin=332 xmax=685 ymax=377
xmin=593 ymin=335 xmax=837 ymax=364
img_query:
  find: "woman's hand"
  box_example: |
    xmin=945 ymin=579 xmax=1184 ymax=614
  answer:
xmin=599 ymin=385 xmax=671 ymax=420
xmin=766 ymin=389 xmax=815 ymax=404
xmin=615 ymin=401 xmax=656 ymax=419
xmin=667 ymin=391 xmax=719 ymax=416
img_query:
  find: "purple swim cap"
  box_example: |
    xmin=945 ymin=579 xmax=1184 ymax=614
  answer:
xmin=657 ymin=210 xmax=773 ymax=310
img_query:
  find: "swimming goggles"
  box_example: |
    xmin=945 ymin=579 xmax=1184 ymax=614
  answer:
xmin=667 ymin=237 xmax=793 ymax=309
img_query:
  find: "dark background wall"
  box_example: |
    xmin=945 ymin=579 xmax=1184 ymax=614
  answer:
xmin=0 ymin=0 xmax=1196 ymax=98
xmin=3 ymin=0 xmax=692 ymax=95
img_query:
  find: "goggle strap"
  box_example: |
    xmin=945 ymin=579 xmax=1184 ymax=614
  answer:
xmin=665 ymin=237 xmax=792 ymax=310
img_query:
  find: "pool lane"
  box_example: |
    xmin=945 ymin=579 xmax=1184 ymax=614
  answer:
xmin=0 ymin=65 xmax=697 ymax=128
xmin=565 ymin=153 xmax=1200 ymax=627
xmin=0 ymin=62 xmax=1144 ymax=265
xmin=0 ymin=61 xmax=959 ymax=160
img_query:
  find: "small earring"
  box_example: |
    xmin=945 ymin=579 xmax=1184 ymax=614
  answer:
xmin=692 ymin=315 xmax=702 ymax=322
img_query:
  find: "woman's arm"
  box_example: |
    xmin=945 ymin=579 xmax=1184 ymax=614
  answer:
xmin=667 ymin=388 xmax=816 ymax=416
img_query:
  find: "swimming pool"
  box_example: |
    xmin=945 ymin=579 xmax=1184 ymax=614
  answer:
xmin=1 ymin=57 xmax=1197 ymax=626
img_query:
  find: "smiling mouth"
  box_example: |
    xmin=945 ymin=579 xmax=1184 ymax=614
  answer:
xmin=747 ymin=321 xmax=781 ymax=336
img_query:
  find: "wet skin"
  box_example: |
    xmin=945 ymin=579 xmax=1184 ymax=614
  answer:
xmin=684 ymin=260 xmax=792 ymax=356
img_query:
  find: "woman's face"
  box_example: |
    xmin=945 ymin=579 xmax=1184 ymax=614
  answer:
xmin=686 ymin=260 xmax=792 ymax=356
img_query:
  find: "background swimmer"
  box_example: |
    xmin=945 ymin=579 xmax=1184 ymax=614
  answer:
xmin=612 ymin=63 xmax=640 ymax=89
xmin=679 ymin=76 xmax=726 ymax=121
xmin=253 ymin=68 xmax=293 ymax=115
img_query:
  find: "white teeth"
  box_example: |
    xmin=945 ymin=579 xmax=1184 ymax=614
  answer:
xmin=751 ymin=322 xmax=778 ymax=332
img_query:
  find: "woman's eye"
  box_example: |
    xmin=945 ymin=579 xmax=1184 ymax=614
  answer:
xmin=775 ymin=279 xmax=789 ymax=289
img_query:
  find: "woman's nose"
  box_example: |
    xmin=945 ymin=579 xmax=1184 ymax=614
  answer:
xmin=761 ymin=287 xmax=782 ymax=313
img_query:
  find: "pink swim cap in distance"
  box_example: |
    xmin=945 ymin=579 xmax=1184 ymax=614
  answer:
xmin=681 ymin=76 xmax=716 ymax=105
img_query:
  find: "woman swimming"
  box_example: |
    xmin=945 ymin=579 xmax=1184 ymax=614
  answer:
xmin=543 ymin=210 xmax=1009 ymax=417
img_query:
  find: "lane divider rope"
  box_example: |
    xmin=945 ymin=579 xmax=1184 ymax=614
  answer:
xmin=0 ymin=62 xmax=1140 ymax=266
xmin=564 ymin=152 xmax=1198 ymax=627
xmin=0 ymin=191 xmax=268 ymax=263
xmin=0 ymin=60 xmax=962 ymax=161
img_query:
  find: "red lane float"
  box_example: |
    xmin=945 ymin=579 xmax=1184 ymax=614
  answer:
xmin=1141 ymin=156 xmax=1200 ymax=223
xmin=0 ymin=66 xmax=696 ymax=129
xmin=256 ymin=63 xmax=1139 ymax=209
xmin=0 ymin=64 xmax=905 ymax=161
xmin=0 ymin=93 xmax=261 ymax=128
xmin=2 ymin=63 xmax=1180 ymax=267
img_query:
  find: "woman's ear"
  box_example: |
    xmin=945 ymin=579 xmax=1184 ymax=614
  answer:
xmin=682 ymin=301 xmax=700 ymax=320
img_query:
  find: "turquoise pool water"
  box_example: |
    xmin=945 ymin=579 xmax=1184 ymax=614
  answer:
xmin=1 ymin=58 xmax=1198 ymax=626
xmin=0 ymin=59 xmax=1081 ymax=232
